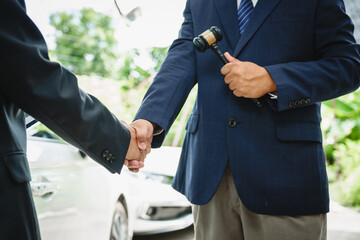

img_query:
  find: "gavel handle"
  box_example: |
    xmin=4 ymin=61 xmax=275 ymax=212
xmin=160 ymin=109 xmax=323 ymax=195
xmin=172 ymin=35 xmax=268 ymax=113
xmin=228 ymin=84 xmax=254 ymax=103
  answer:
xmin=211 ymin=44 xmax=262 ymax=107
xmin=211 ymin=44 xmax=228 ymax=65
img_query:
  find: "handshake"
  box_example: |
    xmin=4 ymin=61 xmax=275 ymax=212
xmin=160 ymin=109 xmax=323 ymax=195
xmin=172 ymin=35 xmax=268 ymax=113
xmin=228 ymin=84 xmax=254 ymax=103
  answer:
xmin=122 ymin=119 xmax=155 ymax=173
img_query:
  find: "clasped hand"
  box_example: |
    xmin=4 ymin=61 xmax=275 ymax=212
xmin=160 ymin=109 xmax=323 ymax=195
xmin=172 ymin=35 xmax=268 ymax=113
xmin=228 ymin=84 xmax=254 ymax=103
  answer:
xmin=122 ymin=119 xmax=153 ymax=173
xmin=221 ymin=52 xmax=276 ymax=98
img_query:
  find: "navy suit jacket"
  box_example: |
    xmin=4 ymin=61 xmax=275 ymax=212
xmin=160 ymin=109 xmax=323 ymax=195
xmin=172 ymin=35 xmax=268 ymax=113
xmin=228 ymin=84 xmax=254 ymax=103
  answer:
xmin=0 ymin=0 xmax=130 ymax=181
xmin=135 ymin=0 xmax=360 ymax=215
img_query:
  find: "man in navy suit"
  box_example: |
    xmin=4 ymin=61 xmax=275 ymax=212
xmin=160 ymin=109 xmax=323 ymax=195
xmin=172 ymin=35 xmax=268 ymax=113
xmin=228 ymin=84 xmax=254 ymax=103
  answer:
xmin=0 ymin=0 xmax=152 ymax=239
xmin=133 ymin=0 xmax=360 ymax=239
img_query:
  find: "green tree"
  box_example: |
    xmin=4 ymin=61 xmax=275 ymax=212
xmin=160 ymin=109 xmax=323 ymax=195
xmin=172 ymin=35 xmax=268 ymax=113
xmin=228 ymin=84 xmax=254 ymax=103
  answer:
xmin=149 ymin=47 xmax=168 ymax=71
xmin=117 ymin=47 xmax=168 ymax=90
xmin=117 ymin=49 xmax=151 ymax=90
xmin=322 ymin=90 xmax=360 ymax=210
xmin=49 ymin=8 xmax=118 ymax=77
xmin=322 ymin=91 xmax=360 ymax=168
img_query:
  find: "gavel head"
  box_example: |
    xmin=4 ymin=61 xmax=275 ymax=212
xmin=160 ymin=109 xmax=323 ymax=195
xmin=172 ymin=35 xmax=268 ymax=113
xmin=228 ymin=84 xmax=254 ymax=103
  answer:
xmin=193 ymin=26 xmax=223 ymax=52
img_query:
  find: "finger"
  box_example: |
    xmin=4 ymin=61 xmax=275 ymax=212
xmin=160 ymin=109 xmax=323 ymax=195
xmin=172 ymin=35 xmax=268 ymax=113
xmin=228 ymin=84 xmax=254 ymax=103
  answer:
xmin=124 ymin=160 xmax=129 ymax=166
xmin=229 ymin=82 xmax=236 ymax=91
xmin=129 ymin=168 xmax=139 ymax=173
xmin=139 ymin=150 xmax=146 ymax=162
xmin=128 ymin=163 xmax=144 ymax=169
xmin=224 ymin=75 xmax=232 ymax=84
xmin=127 ymin=160 xmax=142 ymax=168
xmin=233 ymin=89 xmax=242 ymax=97
xmin=132 ymin=125 xmax=149 ymax=151
xmin=135 ymin=127 xmax=147 ymax=150
xmin=221 ymin=64 xmax=231 ymax=75
xmin=131 ymin=159 xmax=145 ymax=167
xmin=224 ymin=52 xmax=237 ymax=63
xmin=128 ymin=165 xmax=140 ymax=169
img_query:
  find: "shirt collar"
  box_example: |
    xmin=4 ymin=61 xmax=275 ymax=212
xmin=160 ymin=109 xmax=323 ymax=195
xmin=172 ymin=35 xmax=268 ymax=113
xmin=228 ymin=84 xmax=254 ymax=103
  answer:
xmin=237 ymin=0 xmax=258 ymax=8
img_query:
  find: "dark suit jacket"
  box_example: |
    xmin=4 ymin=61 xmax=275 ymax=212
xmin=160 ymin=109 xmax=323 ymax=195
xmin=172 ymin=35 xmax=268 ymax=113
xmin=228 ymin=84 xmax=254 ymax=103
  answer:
xmin=135 ymin=0 xmax=360 ymax=215
xmin=0 ymin=0 xmax=130 ymax=185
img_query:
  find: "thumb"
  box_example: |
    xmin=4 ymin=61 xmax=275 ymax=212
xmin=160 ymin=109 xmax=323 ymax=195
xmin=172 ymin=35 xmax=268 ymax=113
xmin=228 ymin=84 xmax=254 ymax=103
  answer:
xmin=224 ymin=52 xmax=237 ymax=63
xmin=133 ymin=126 xmax=148 ymax=150
xmin=131 ymin=120 xmax=154 ymax=150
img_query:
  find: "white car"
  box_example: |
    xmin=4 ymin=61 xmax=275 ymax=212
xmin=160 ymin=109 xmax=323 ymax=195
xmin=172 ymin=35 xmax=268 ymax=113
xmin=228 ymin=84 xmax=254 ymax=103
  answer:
xmin=128 ymin=147 xmax=193 ymax=235
xmin=27 ymin=126 xmax=192 ymax=240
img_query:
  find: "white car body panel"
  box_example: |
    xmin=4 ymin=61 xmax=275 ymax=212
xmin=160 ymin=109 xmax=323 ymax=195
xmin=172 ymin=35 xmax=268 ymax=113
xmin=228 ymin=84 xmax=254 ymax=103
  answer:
xmin=27 ymin=131 xmax=192 ymax=239
xmin=28 ymin=136 xmax=133 ymax=240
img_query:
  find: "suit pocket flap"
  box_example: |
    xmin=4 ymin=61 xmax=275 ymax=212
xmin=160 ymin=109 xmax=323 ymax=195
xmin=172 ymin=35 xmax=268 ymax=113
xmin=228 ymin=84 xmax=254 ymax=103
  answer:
xmin=3 ymin=153 xmax=32 ymax=183
xmin=185 ymin=114 xmax=199 ymax=133
xmin=276 ymin=122 xmax=322 ymax=143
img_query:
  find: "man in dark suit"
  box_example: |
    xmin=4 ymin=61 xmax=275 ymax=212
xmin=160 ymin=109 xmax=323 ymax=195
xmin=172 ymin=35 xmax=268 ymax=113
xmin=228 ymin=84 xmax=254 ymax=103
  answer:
xmin=0 ymin=0 xmax=151 ymax=239
xmin=133 ymin=0 xmax=360 ymax=239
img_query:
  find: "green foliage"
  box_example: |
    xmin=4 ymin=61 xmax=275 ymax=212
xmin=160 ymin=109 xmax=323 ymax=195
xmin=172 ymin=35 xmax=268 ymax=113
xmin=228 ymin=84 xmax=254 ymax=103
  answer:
xmin=334 ymin=140 xmax=360 ymax=179
xmin=150 ymin=47 xmax=168 ymax=71
xmin=322 ymin=90 xmax=360 ymax=164
xmin=49 ymin=8 xmax=118 ymax=77
xmin=117 ymin=47 xmax=168 ymax=90
xmin=323 ymin=91 xmax=360 ymax=119
xmin=322 ymin=90 xmax=360 ymax=210
xmin=329 ymin=140 xmax=360 ymax=210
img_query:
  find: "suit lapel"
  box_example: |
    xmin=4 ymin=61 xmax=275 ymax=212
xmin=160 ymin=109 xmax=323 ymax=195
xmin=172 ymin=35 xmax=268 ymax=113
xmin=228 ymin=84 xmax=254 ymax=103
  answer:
xmin=213 ymin=0 xmax=240 ymax=52
xmin=233 ymin=0 xmax=281 ymax=57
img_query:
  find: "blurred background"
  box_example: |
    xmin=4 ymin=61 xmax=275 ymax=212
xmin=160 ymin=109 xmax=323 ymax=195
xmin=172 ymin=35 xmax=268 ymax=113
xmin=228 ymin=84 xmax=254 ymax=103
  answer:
xmin=27 ymin=0 xmax=195 ymax=148
xmin=25 ymin=0 xmax=360 ymax=239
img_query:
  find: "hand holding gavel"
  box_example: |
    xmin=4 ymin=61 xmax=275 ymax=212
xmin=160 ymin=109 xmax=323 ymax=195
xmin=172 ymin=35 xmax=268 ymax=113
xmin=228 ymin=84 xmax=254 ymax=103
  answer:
xmin=193 ymin=26 xmax=262 ymax=107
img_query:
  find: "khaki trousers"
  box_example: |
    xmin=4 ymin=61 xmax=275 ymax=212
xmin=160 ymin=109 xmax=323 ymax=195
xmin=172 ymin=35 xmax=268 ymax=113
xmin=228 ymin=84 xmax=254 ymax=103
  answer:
xmin=192 ymin=166 xmax=327 ymax=240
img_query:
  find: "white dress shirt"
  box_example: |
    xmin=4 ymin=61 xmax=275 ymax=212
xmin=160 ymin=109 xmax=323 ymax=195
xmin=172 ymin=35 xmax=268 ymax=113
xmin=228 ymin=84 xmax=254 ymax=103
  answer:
xmin=237 ymin=0 xmax=258 ymax=8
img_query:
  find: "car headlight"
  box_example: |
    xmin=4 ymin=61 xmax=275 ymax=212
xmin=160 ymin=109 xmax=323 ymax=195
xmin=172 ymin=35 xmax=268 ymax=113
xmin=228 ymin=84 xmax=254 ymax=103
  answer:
xmin=140 ymin=205 xmax=192 ymax=220
xmin=131 ymin=171 xmax=173 ymax=185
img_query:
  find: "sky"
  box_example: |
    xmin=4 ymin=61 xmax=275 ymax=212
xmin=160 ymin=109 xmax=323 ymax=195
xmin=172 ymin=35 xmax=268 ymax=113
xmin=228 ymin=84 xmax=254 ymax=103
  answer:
xmin=25 ymin=0 xmax=186 ymax=52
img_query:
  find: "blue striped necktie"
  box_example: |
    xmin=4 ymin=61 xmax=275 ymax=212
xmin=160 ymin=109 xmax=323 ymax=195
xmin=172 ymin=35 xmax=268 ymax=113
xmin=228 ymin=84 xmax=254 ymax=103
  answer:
xmin=237 ymin=0 xmax=254 ymax=35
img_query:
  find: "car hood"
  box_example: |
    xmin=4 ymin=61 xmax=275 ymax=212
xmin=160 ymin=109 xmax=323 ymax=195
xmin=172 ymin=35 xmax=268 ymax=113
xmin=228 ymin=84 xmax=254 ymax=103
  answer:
xmin=142 ymin=146 xmax=182 ymax=177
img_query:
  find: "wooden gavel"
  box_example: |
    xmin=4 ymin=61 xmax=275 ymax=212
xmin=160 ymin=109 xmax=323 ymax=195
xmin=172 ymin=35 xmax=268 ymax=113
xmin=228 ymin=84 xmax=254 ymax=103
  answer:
xmin=193 ymin=26 xmax=262 ymax=108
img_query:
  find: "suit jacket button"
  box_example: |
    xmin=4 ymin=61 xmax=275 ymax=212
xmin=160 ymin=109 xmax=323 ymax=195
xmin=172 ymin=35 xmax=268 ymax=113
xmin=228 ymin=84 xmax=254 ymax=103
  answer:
xmin=305 ymin=98 xmax=311 ymax=104
xmin=289 ymin=101 xmax=295 ymax=108
xmin=295 ymin=100 xmax=300 ymax=106
xmin=110 ymin=156 xmax=115 ymax=163
xmin=300 ymin=99 xmax=306 ymax=105
xmin=102 ymin=150 xmax=109 ymax=158
xmin=228 ymin=119 xmax=237 ymax=128
xmin=106 ymin=154 xmax=113 ymax=161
